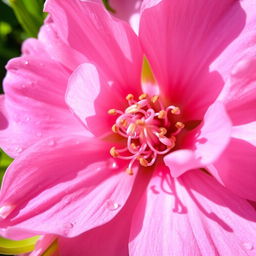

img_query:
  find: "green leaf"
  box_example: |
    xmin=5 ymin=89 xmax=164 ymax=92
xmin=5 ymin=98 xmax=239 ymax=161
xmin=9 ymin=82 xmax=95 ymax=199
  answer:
xmin=0 ymin=236 xmax=40 ymax=255
xmin=0 ymin=150 xmax=13 ymax=184
xmin=102 ymin=0 xmax=115 ymax=13
xmin=7 ymin=0 xmax=45 ymax=37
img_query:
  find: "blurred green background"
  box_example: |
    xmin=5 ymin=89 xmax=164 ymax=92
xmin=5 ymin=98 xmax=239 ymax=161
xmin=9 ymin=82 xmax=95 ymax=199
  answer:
xmin=0 ymin=0 xmax=45 ymax=91
xmin=0 ymin=1 xmax=45 ymax=254
xmin=0 ymin=0 xmax=46 ymax=187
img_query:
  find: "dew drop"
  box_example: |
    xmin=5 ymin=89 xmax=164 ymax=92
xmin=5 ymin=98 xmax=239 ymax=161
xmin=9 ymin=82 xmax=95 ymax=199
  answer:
xmin=63 ymin=222 xmax=74 ymax=236
xmin=243 ymin=242 xmax=254 ymax=251
xmin=107 ymin=159 xmax=118 ymax=169
xmin=15 ymin=146 xmax=23 ymax=153
xmin=106 ymin=200 xmax=120 ymax=211
xmin=24 ymin=60 xmax=29 ymax=65
xmin=65 ymin=222 xmax=74 ymax=229
xmin=108 ymin=80 xmax=114 ymax=87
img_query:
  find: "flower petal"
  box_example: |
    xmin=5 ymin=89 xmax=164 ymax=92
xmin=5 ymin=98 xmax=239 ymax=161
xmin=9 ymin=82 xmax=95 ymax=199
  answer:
xmin=218 ymin=56 xmax=256 ymax=125
xmin=208 ymin=122 xmax=256 ymax=201
xmin=66 ymin=63 xmax=130 ymax=136
xmin=38 ymin=20 xmax=86 ymax=71
xmin=109 ymin=0 xmax=143 ymax=34
xmin=0 ymin=39 xmax=85 ymax=158
xmin=0 ymin=136 xmax=137 ymax=239
xmin=139 ymin=0 xmax=251 ymax=119
xmin=129 ymin=168 xmax=256 ymax=255
xmin=164 ymin=102 xmax=232 ymax=177
xmin=211 ymin=1 xmax=256 ymax=81
xmin=58 ymin=167 xmax=151 ymax=256
xmin=45 ymin=0 xmax=142 ymax=92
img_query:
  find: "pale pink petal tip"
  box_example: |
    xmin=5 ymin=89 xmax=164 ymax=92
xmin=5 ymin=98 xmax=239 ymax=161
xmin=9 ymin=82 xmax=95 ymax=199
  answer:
xmin=0 ymin=204 xmax=15 ymax=219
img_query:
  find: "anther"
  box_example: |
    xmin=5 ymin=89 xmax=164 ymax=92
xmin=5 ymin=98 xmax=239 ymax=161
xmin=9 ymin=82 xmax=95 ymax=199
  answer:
xmin=126 ymin=168 xmax=134 ymax=175
xmin=139 ymin=93 xmax=148 ymax=100
xmin=125 ymin=104 xmax=141 ymax=114
xmin=126 ymin=94 xmax=134 ymax=101
xmin=110 ymin=147 xmax=119 ymax=157
xmin=108 ymin=109 xmax=117 ymax=115
xmin=127 ymin=123 xmax=136 ymax=136
xmin=151 ymin=95 xmax=159 ymax=104
xmin=158 ymin=110 xmax=166 ymax=119
xmin=171 ymin=107 xmax=181 ymax=115
xmin=119 ymin=119 xmax=127 ymax=127
xmin=139 ymin=157 xmax=149 ymax=167
xmin=130 ymin=143 xmax=137 ymax=150
xmin=175 ymin=122 xmax=185 ymax=129
xmin=136 ymin=119 xmax=145 ymax=126
xmin=112 ymin=124 xmax=119 ymax=133
xmin=158 ymin=127 xmax=167 ymax=137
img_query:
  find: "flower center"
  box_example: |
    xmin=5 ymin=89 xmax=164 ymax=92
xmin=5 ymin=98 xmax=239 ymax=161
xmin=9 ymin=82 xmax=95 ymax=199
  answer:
xmin=108 ymin=93 xmax=184 ymax=175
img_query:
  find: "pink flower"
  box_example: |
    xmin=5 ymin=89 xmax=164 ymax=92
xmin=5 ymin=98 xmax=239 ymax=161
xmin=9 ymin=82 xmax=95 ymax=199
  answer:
xmin=0 ymin=0 xmax=256 ymax=255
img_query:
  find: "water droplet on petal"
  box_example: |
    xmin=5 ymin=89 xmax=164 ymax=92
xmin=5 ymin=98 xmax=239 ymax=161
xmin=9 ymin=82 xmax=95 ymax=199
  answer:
xmin=15 ymin=146 xmax=23 ymax=153
xmin=108 ymin=80 xmax=114 ymax=87
xmin=106 ymin=200 xmax=120 ymax=211
xmin=0 ymin=204 xmax=15 ymax=219
xmin=243 ymin=242 xmax=254 ymax=251
xmin=63 ymin=222 xmax=74 ymax=235
xmin=107 ymin=159 xmax=118 ymax=169
xmin=24 ymin=60 xmax=29 ymax=65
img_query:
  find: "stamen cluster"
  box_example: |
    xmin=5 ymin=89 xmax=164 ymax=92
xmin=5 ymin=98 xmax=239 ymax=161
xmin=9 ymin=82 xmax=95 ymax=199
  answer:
xmin=108 ymin=94 xmax=184 ymax=175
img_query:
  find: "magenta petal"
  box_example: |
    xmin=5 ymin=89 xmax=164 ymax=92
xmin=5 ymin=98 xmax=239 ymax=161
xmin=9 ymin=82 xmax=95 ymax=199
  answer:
xmin=58 ymin=168 xmax=151 ymax=256
xmin=211 ymin=1 xmax=256 ymax=81
xmin=110 ymin=0 xmax=143 ymax=34
xmin=0 ymin=39 xmax=85 ymax=157
xmin=45 ymin=0 xmax=142 ymax=91
xmin=66 ymin=63 xmax=129 ymax=136
xmin=139 ymin=0 xmax=250 ymax=119
xmin=38 ymin=21 xmax=86 ymax=71
xmin=208 ymin=125 xmax=256 ymax=201
xmin=164 ymin=102 xmax=232 ymax=177
xmin=129 ymin=168 xmax=256 ymax=255
xmin=0 ymin=136 xmax=137 ymax=239
xmin=218 ymin=56 xmax=256 ymax=125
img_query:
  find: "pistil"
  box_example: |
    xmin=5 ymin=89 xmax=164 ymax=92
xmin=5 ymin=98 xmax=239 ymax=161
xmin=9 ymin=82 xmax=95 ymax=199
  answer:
xmin=108 ymin=94 xmax=184 ymax=175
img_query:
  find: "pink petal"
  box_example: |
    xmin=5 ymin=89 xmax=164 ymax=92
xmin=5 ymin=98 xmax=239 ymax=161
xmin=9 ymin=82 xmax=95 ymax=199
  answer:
xmin=45 ymin=0 xmax=142 ymax=92
xmin=29 ymin=235 xmax=56 ymax=256
xmin=38 ymin=20 xmax=86 ymax=71
xmin=211 ymin=1 xmax=256 ymax=82
xmin=208 ymin=123 xmax=256 ymax=201
xmin=139 ymin=0 xmax=252 ymax=119
xmin=66 ymin=63 xmax=130 ymax=136
xmin=109 ymin=0 xmax=143 ymax=34
xmin=0 ymin=39 xmax=86 ymax=158
xmin=218 ymin=57 xmax=256 ymax=125
xmin=0 ymin=136 xmax=137 ymax=239
xmin=129 ymin=167 xmax=256 ymax=255
xmin=164 ymin=102 xmax=232 ymax=177
xmin=58 ymin=167 xmax=151 ymax=256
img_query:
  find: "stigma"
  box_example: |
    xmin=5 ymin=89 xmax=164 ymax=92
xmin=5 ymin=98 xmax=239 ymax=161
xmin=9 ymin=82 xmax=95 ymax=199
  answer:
xmin=108 ymin=93 xmax=184 ymax=175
